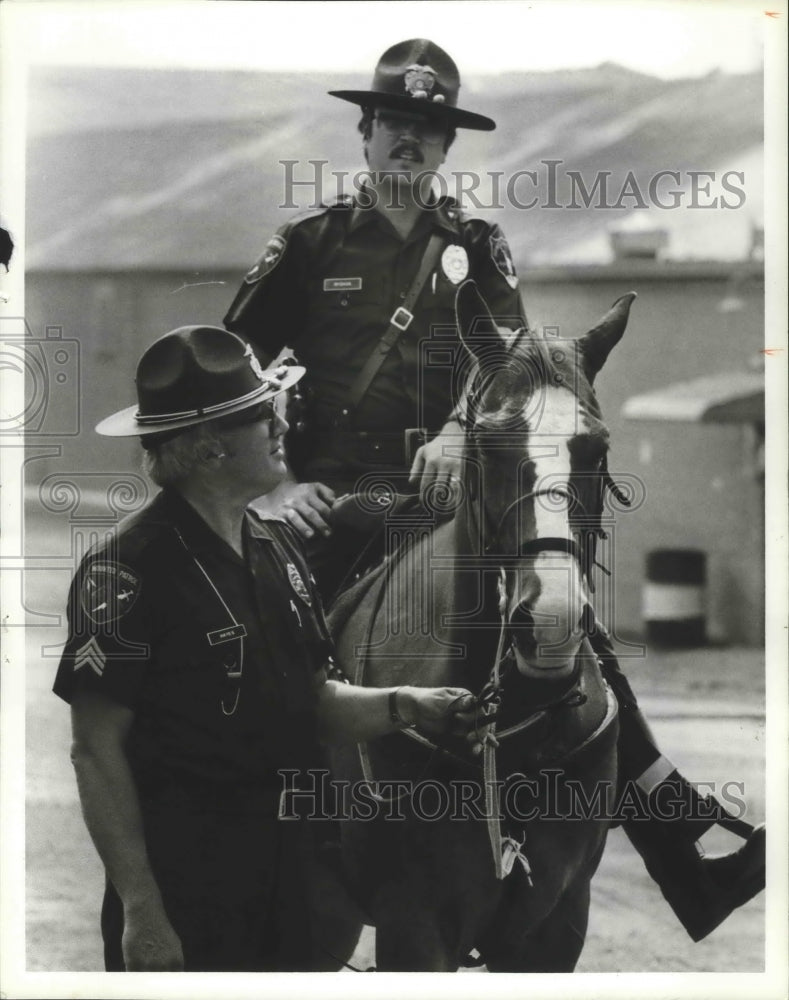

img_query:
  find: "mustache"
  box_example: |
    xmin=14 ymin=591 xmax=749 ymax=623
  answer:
xmin=390 ymin=141 xmax=424 ymax=162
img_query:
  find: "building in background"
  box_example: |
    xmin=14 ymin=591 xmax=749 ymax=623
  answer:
xmin=23 ymin=65 xmax=765 ymax=644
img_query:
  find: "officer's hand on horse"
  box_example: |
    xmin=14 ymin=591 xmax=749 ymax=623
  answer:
xmin=122 ymin=900 xmax=184 ymax=971
xmin=401 ymin=686 xmax=493 ymax=750
xmin=408 ymin=422 xmax=463 ymax=508
xmin=275 ymin=481 xmax=336 ymax=539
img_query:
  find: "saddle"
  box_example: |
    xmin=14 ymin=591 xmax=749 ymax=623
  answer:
xmin=327 ymin=490 xmax=447 ymax=604
xmin=330 ymin=489 xmax=422 ymax=533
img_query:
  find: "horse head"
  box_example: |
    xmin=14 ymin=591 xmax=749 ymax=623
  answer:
xmin=455 ymin=280 xmax=635 ymax=683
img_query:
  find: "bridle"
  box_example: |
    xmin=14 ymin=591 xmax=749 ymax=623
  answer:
xmin=352 ymin=369 xmax=627 ymax=878
xmin=467 ymin=480 xmax=586 ymax=563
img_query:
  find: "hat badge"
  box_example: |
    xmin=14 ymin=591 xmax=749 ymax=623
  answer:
xmin=404 ymin=64 xmax=437 ymax=101
xmin=244 ymin=342 xmax=266 ymax=383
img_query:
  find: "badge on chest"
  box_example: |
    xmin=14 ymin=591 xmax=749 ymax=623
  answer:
xmin=286 ymin=563 xmax=312 ymax=607
xmin=441 ymin=245 xmax=469 ymax=285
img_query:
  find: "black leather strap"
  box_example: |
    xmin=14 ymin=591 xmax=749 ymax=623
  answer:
xmin=389 ymin=687 xmax=415 ymax=728
xmin=337 ymin=232 xmax=446 ymax=425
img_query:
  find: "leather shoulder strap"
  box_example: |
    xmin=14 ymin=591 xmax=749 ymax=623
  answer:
xmin=338 ymin=232 xmax=446 ymax=423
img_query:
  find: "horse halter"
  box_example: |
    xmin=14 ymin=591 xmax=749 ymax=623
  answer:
xmin=462 ymin=450 xmax=587 ymax=571
xmin=488 ymin=486 xmax=584 ymax=564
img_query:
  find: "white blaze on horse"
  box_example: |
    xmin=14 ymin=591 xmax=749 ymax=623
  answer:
xmin=324 ymin=281 xmax=637 ymax=972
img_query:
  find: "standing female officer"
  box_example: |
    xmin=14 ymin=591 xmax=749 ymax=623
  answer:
xmin=53 ymin=325 xmax=482 ymax=972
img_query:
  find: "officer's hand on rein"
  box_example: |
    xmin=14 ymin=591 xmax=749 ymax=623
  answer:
xmin=408 ymin=423 xmax=463 ymax=508
xmin=398 ymin=687 xmax=492 ymax=751
xmin=275 ymin=481 xmax=336 ymax=539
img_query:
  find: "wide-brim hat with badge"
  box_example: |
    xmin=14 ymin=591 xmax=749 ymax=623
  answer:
xmin=328 ymin=38 xmax=496 ymax=132
xmin=95 ymin=325 xmax=304 ymax=438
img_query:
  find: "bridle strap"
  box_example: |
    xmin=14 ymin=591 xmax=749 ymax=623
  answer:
xmin=470 ymin=486 xmax=585 ymax=566
xmin=519 ymin=536 xmax=584 ymax=562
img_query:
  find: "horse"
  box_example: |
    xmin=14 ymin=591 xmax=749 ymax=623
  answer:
xmin=324 ymin=280 xmax=636 ymax=972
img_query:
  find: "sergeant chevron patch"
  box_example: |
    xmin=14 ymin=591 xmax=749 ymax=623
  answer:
xmin=74 ymin=637 xmax=107 ymax=677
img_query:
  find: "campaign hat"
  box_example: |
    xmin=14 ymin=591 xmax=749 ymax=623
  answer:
xmin=96 ymin=325 xmax=304 ymax=437
xmin=328 ymin=38 xmax=495 ymax=132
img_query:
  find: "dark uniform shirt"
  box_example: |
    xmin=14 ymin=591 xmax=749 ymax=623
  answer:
xmin=54 ymin=488 xmax=331 ymax=803
xmin=224 ymin=195 xmax=528 ymax=485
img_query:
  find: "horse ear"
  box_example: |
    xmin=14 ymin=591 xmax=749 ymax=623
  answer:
xmin=455 ymin=280 xmax=508 ymax=363
xmin=577 ymin=291 xmax=637 ymax=382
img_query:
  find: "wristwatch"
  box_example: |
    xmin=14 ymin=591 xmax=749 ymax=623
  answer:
xmin=389 ymin=687 xmax=415 ymax=728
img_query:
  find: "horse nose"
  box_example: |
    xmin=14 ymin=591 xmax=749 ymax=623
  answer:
xmin=510 ymin=602 xmax=535 ymax=631
xmin=507 ymin=557 xmax=587 ymax=677
xmin=508 ymin=600 xmax=538 ymax=662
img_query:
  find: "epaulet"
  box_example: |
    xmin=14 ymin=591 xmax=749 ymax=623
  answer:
xmin=287 ymin=194 xmax=353 ymax=228
xmin=246 ymin=506 xmax=287 ymax=527
xmin=77 ymin=506 xmax=163 ymax=572
xmin=246 ymin=509 xmax=306 ymax=554
xmin=112 ymin=503 xmax=172 ymax=562
xmin=243 ymin=200 xmax=349 ymax=284
xmin=285 ymin=203 xmax=334 ymax=230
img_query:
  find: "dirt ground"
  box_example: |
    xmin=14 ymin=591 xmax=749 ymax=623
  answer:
xmin=20 ymin=550 xmax=767 ymax=975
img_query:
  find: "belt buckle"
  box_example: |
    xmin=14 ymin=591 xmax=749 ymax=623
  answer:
xmin=391 ymin=306 xmax=414 ymax=331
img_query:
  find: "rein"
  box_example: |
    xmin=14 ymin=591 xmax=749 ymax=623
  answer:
xmin=350 ymin=389 xmax=630 ymax=878
xmin=352 ymin=531 xmax=589 ymax=881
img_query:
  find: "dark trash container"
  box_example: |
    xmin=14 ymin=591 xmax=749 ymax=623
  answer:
xmin=643 ymin=548 xmax=707 ymax=647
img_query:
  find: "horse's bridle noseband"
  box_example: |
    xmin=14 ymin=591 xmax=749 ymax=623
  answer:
xmin=465 ymin=478 xmax=586 ymax=569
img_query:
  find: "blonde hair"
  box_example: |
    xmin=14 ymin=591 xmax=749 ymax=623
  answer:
xmin=141 ymin=421 xmax=226 ymax=488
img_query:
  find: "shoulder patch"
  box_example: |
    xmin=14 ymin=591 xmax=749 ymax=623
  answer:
xmin=80 ymin=562 xmax=141 ymax=625
xmin=489 ymin=231 xmax=519 ymax=290
xmin=244 ymin=234 xmax=287 ymax=284
xmin=243 ymin=202 xmax=342 ymax=285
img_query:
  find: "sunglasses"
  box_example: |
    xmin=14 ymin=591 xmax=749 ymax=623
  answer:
xmin=374 ymin=110 xmax=446 ymax=145
xmin=217 ymin=399 xmax=279 ymax=433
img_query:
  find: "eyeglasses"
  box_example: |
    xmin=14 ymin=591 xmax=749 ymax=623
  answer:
xmin=373 ymin=110 xmax=446 ymax=145
xmin=217 ymin=399 xmax=279 ymax=434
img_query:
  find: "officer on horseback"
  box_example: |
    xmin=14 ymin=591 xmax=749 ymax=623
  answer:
xmin=223 ymin=38 xmax=764 ymax=945
xmin=224 ymin=38 xmax=527 ymax=595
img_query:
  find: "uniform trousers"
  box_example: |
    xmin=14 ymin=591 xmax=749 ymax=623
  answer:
xmin=101 ymin=790 xmax=314 ymax=972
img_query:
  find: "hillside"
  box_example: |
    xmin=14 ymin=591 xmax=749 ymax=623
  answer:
xmin=25 ymin=64 xmax=763 ymax=269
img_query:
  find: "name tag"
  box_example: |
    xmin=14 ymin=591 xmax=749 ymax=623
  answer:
xmin=323 ymin=277 xmax=362 ymax=292
xmin=207 ymin=624 xmax=247 ymax=646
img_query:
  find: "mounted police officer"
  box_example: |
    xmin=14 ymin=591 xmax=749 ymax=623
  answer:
xmin=54 ymin=325 xmax=487 ymax=972
xmin=224 ymin=38 xmax=527 ymax=596
xmin=223 ymin=39 xmax=765 ymax=949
